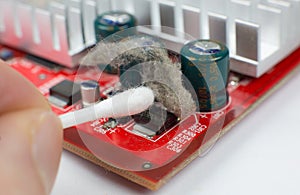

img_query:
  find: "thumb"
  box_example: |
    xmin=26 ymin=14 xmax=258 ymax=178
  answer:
xmin=0 ymin=108 xmax=62 ymax=195
xmin=0 ymin=59 xmax=63 ymax=194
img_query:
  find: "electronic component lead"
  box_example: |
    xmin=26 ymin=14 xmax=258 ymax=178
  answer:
xmin=103 ymin=118 xmax=118 ymax=129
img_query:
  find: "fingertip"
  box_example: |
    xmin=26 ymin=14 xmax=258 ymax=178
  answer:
xmin=0 ymin=109 xmax=63 ymax=195
xmin=32 ymin=111 xmax=63 ymax=194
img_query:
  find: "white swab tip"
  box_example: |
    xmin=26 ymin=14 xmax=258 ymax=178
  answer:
xmin=59 ymin=86 xmax=155 ymax=129
xmin=126 ymin=86 xmax=155 ymax=115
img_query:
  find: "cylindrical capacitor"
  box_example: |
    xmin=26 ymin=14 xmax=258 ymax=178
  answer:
xmin=80 ymin=80 xmax=101 ymax=107
xmin=181 ymin=40 xmax=230 ymax=112
xmin=94 ymin=11 xmax=137 ymax=42
xmin=94 ymin=11 xmax=137 ymax=74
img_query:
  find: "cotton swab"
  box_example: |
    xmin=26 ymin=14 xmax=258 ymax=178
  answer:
xmin=59 ymin=86 xmax=154 ymax=129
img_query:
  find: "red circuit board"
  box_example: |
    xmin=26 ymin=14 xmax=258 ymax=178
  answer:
xmin=2 ymin=44 xmax=300 ymax=190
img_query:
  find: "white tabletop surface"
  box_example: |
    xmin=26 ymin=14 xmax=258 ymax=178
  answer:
xmin=52 ymin=71 xmax=300 ymax=195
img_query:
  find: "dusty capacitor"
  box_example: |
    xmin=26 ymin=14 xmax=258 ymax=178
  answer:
xmin=181 ymin=40 xmax=230 ymax=112
xmin=94 ymin=11 xmax=137 ymax=74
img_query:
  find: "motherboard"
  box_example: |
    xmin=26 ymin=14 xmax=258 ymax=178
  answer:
xmin=1 ymin=0 xmax=300 ymax=190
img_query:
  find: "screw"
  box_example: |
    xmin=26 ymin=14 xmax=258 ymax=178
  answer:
xmin=38 ymin=73 xmax=47 ymax=80
xmin=142 ymin=162 xmax=152 ymax=169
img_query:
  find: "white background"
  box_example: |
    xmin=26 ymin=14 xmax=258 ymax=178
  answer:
xmin=52 ymin=70 xmax=300 ymax=195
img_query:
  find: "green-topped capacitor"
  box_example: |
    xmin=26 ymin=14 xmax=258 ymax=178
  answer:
xmin=181 ymin=40 xmax=230 ymax=112
xmin=94 ymin=11 xmax=137 ymax=74
xmin=94 ymin=11 xmax=137 ymax=42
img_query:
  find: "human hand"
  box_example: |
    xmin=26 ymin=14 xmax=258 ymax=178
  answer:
xmin=0 ymin=59 xmax=63 ymax=194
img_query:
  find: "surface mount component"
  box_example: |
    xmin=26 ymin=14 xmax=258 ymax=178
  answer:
xmin=102 ymin=118 xmax=118 ymax=130
xmin=132 ymin=102 xmax=179 ymax=138
xmin=49 ymin=80 xmax=81 ymax=108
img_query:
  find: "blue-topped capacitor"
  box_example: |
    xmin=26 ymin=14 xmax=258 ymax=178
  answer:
xmin=94 ymin=11 xmax=137 ymax=42
xmin=181 ymin=40 xmax=230 ymax=112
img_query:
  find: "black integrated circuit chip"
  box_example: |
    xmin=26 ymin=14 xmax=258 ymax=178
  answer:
xmin=49 ymin=79 xmax=81 ymax=107
xmin=132 ymin=102 xmax=179 ymax=137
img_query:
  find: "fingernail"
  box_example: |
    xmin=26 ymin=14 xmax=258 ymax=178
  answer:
xmin=32 ymin=112 xmax=63 ymax=194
